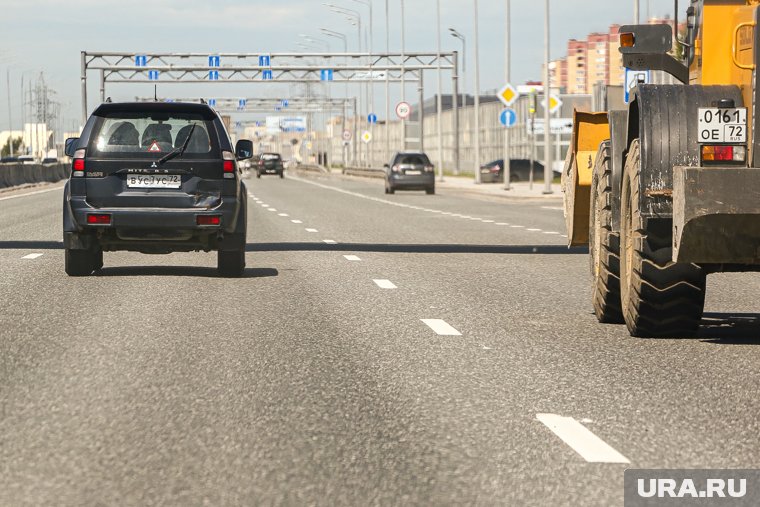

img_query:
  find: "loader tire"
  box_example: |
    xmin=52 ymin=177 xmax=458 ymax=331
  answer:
xmin=619 ymin=139 xmax=706 ymax=337
xmin=589 ymin=143 xmax=623 ymax=324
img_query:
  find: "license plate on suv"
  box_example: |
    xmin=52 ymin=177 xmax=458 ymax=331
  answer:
xmin=698 ymin=107 xmax=747 ymax=143
xmin=126 ymin=174 xmax=182 ymax=189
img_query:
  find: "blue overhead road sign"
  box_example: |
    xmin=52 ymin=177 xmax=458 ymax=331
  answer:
xmin=259 ymin=55 xmax=271 ymax=67
xmin=208 ymin=99 xmax=217 ymax=107
xmin=238 ymin=99 xmax=247 ymax=110
xmin=281 ymin=99 xmax=289 ymax=107
xmin=500 ymin=108 xmax=517 ymax=128
xmin=208 ymin=55 xmax=221 ymax=67
xmin=148 ymin=70 xmax=160 ymax=81
xmin=262 ymin=70 xmax=273 ymax=80
xmin=208 ymin=70 xmax=219 ymax=81
xmin=320 ymin=69 xmax=334 ymax=81
xmin=135 ymin=55 xmax=147 ymax=67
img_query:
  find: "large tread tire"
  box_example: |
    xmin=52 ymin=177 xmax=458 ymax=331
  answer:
xmin=589 ymin=144 xmax=624 ymax=324
xmin=619 ymin=139 xmax=706 ymax=337
xmin=65 ymin=248 xmax=97 ymax=277
xmin=218 ymin=248 xmax=245 ymax=278
xmin=426 ymin=187 xmax=435 ymax=195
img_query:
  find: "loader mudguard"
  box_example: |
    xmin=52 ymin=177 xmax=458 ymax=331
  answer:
xmin=625 ymin=84 xmax=743 ymax=219
xmin=562 ymin=110 xmax=609 ymax=246
xmin=608 ymin=110 xmax=628 ymax=233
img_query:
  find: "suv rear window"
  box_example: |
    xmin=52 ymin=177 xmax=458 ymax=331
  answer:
xmin=87 ymin=111 xmax=220 ymax=159
xmin=395 ymin=154 xmax=430 ymax=165
xmin=262 ymin=153 xmax=281 ymax=161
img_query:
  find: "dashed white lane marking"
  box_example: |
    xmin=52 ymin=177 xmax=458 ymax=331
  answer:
xmin=260 ymin=204 xmax=269 ymax=207
xmin=22 ymin=253 xmax=44 ymax=260
xmin=278 ymin=213 xmax=289 ymax=217
xmin=527 ymin=228 xmax=542 ymax=232
xmin=373 ymin=279 xmax=398 ymax=289
xmin=343 ymin=255 xmax=361 ymax=261
xmin=511 ymin=225 xmax=525 ymax=228
xmin=0 ymin=185 xmax=65 ymax=202
xmin=496 ymin=223 xmax=509 ymax=226
xmin=291 ymin=220 xmax=303 ymax=224
xmin=421 ymin=319 xmax=462 ymax=336
xmin=543 ymin=231 xmax=561 ymax=235
xmin=482 ymin=220 xmax=495 ymax=223
xmin=268 ymin=209 xmax=277 ymax=212
xmin=306 ymin=228 xmax=319 ymax=233
xmin=536 ymin=413 xmax=630 ymax=464
xmin=323 ymin=239 xmax=337 ymax=244
xmin=542 ymin=206 xmax=564 ymax=211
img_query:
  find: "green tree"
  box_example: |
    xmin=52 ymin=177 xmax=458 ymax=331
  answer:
xmin=1 ymin=137 xmax=23 ymax=158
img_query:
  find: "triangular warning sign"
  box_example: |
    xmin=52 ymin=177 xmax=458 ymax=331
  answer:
xmin=148 ymin=141 xmax=161 ymax=152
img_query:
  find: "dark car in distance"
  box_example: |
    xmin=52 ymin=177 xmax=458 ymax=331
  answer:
xmin=480 ymin=159 xmax=553 ymax=183
xmin=62 ymin=101 xmax=253 ymax=277
xmin=384 ymin=151 xmax=435 ymax=195
xmin=255 ymin=152 xmax=285 ymax=178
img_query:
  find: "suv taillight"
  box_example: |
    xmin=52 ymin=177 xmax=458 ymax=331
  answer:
xmin=222 ymin=151 xmax=236 ymax=178
xmin=424 ymin=165 xmax=434 ymax=172
xmin=392 ymin=165 xmax=401 ymax=173
xmin=72 ymin=149 xmax=86 ymax=177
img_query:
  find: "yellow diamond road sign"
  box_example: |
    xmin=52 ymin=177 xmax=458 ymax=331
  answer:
xmin=542 ymin=94 xmax=563 ymax=114
xmin=498 ymin=83 xmax=519 ymax=107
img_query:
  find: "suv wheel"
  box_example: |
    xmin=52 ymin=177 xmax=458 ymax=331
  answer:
xmin=279 ymin=171 xmax=284 ymax=179
xmin=426 ymin=186 xmax=435 ymax=195
xmin=218 ymin=248 xmax=245 ymax=277
xmin=256 ymin=172 xmax=261 ymax=179
xmin=65 ymin=248 xmax=99 ymax=276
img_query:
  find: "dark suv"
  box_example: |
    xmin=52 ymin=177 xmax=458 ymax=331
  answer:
xmin=384 ymin=151 xmax=435 ymax=195
xmin=255 ymin=152 xmax=284 ymax=178
xmin=63 ymin=102 xmax=253 ymax=277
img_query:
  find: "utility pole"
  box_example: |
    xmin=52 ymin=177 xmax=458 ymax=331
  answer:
xmin=543 ymin=0 xmax=553 ymax=194
xmin=436 ymin=0 xmax=444 ymax=182
xmin=6 ymin=70 xmax=14 ymax=156
xmin=503 ymin=0 xmax=511 ymax=190
xmin=634 ymin=0 xmax=640 ymax=23
xmin=473 ymin=0 xmax=482 ymax=183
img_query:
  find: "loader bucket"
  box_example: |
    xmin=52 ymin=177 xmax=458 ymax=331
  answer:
xmin=673 ymin=166 xmax=760 ymax=264
xmin=562 ymin=110 xmax=610 ymax=246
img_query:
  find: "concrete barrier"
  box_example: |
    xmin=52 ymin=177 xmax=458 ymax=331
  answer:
xmin=342 ymin=167 xmax=384 ymax=179
xmin=0 ymin=163 xmax=70 ymax=190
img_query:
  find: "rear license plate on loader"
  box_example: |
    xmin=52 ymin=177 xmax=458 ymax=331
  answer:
xmin=698 ymin=107 xmax=747 ymax=143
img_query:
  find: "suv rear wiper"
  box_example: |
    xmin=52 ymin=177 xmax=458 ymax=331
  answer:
xmin=157 ymin=123 xmax=197 ymax=166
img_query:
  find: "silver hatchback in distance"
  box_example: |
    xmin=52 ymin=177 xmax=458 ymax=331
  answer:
xmin=384 ymin=151 xmax=435 ymax=195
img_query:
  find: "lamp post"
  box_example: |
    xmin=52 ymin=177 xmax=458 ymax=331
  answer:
xmin=448 ymin=29 xmax=466 ymax=109
xmin=436 ymin=0 xmax=444 ymax=182
xmin=473 ymin=0 xmax=482 ymax=184
xmin=503 ymin=0 xmax=511 ymax=190
xmin=350 ymin=0 xmax=375 ymax=167
xmin=401 ymin=0 xmax=407 ymax=150
xmin=322 ymin=28 xmax=351 ymax=169
xmin=543 ymin=0 xmax=553 ymax=194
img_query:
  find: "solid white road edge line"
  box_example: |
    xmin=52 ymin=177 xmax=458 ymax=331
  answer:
xmin=373 ymin=279 xmax=397 ymax=289
xmin=421 ymin=319 xmax=462 ymax=336
xmin=536 ymin=413 xmax=630 ymax=464
xmin=0 ymin=185 xmax=66 ymax=202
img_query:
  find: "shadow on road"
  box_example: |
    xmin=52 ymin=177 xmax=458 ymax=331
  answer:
xmin=0 ymin=241 xmax=63 ymax=249
xmin=246 ymin=242 xmax=588 ymax=255
xmin=95 ymin=266 xmax=279 ymax=279
xmin=699 ymin=313 xmax=760 ymax=344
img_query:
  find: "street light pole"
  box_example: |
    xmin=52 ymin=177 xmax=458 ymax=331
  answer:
xmin=449 ymin=29 xmax=466 ymax=109
xmin=473 ymin=0 xmax=482 ymax=184
xmin=436 ymin=0 xmax=444 ymax=182
xmin=351 ymin=0 xmax=374 ymax=167
xmin=385 ymin=0 xmax=390 ymax=164
xmin=543 ymin=0 xmax=553 ymax=194
xmin=634 ymin=0 xmax=640 ymax=23
xmin=503 ymin=0 xmax=511 ymax=190
xmin=401 ymin=0 xmax=407 ymax=150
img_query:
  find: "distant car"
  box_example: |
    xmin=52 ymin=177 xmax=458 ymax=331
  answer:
xmin=480 ymin=159 xmax=555 ymax=183
xmin=384 ymin=151 xmax=435 ymax=195
xmin=62 ymin=101 xmax=253 ymax=277
xmin=256 ymin=152 xmax=284 ymax=178
xmin=17 ymin=155 xmax=35 ymax=165
xmin=41 ymin=157 xmax=58 ymax=164
xmin=0 ymin=156 xmax=19 ymax=163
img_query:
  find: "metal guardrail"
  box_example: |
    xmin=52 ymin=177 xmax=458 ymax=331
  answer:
xmin=342 ymin=167 xmax=384 ymax=179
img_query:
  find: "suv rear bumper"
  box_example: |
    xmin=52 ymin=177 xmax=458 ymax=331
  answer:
xmin=68 ymin=196 xmax=240 ymax=233
xmin=389 ymin=172 xmax=435 ymax=189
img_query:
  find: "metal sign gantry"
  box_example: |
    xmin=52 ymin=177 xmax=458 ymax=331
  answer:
xmin=133 ymin=97 xmax=354 ymax=114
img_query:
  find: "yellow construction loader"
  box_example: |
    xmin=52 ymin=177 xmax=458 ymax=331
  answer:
xmin=563 ymin=0 xmax=760 ymax=337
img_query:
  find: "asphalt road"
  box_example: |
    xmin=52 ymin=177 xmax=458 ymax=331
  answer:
xmin=2 ymin=171 xmax=760 ymax=506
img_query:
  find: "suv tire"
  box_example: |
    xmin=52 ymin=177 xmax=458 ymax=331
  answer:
xmin=218 ymin=248 xmax=245 ymax=277
xmin=426 ymin=186 xmax=435 ymax=195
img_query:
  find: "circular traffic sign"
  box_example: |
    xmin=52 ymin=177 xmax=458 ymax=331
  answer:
xmin=361 ymin=131 xmax=373 ymax=144
xmin=395 ymin=101 xmax=412 ymax=120
xmin=342 ymin=129 xmax=352 ymax=141
xmin=500 ymin=108 xmax=517 ymax=128
xmin=368 ymin=113 xmax=378 ymax=124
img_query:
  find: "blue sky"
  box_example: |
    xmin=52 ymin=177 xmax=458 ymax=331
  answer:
xmin=0 ymin=0 xmax=675 ymax=130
